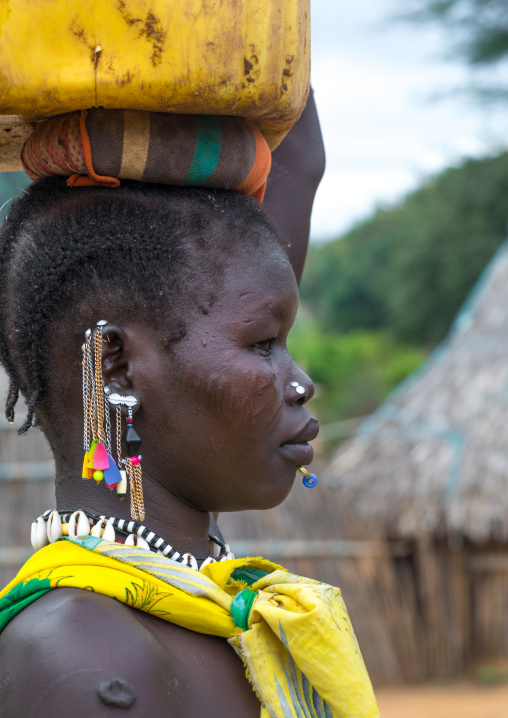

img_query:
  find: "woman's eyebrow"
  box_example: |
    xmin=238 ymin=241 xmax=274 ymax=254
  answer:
xmin=240 ymin=313 xmax=278 ymax=328
xmin=268 ymin=296 xmax=295 ymax=321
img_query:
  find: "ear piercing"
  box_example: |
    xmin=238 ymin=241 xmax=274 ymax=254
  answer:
xmin=290 ymin=381 xmax=306 ymax=396
xmin=106 ymin=392 xmax=138 ymax=407
xmin=298 ymin=466 xmax=318 ymax=488
xmin=82 ymin=320 xmax=145 ymax=521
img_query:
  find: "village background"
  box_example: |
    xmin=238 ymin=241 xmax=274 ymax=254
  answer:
xmin=2 ymin=1 xmax=508 ymax=714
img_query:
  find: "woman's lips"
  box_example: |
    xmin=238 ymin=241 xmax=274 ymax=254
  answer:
xmin=278 ymin=417 xmax=319 ymax=465
xmin=278 ymin=441 xmax=314 ymax=465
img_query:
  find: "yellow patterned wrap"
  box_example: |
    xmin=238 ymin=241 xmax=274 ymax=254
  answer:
xmin=0 ymin=536 xmax=379 ymax=718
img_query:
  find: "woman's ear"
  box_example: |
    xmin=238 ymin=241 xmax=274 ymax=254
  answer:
xmin=101 ymin=326 xmax=131 ymax=391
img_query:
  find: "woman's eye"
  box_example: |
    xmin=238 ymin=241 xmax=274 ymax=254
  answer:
xmin=252 ymin=339 xmax=275 ymax=354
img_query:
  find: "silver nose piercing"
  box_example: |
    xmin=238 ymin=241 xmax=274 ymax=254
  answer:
xmin=290 ymin=381 xmax=306 ymax=396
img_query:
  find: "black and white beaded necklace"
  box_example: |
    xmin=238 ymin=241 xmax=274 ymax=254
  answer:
xmin=32 ymin=508 xmax=234 ymax=571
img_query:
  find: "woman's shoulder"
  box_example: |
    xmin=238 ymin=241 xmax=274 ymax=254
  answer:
xmin=0 ymin=587 xmax=182 ymax=717
xmin=0 ymin=587 xmax=261 ymax=718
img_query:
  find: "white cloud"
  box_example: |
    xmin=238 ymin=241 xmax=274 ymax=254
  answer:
xmin=309 ymin=0 xmax=508 ymax=241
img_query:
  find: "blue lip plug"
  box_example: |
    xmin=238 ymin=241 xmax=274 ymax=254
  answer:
xmin=298 ymin=466 xmax=318 ymax=488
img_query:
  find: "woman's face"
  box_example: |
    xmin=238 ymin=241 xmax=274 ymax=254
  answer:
xmin=137 ymin=245 xmax=318 ymax=512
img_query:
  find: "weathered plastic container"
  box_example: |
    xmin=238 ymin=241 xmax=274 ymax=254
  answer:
xmin=0 ymin=0 xmax=310 ymax=170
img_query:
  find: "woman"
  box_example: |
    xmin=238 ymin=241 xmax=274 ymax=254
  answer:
xmin=0 ymin=99 xmax=378 ymax=717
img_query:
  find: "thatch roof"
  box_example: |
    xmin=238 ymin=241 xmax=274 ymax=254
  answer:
xmin=327 ymin=238 xmax=508 ymax=543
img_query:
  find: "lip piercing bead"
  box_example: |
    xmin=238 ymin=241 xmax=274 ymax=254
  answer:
xmin=298 ymin=466 xmax=318 ymax=488
xmin=96 ymin=320 xmax=108 ymax=326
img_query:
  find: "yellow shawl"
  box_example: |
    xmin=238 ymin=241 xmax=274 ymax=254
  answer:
xmin=0 ymin=536 xmax=379 ymax=718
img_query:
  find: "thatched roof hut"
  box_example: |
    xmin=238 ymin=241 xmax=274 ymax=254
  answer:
xmin=327 ymin=238 xmax=508 ymax=681
xmin=329 ymin=238 xmax=508 ymax=542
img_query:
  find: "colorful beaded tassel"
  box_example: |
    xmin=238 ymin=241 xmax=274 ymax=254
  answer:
xmin=82 ymin=320 xmax=142 ymax=519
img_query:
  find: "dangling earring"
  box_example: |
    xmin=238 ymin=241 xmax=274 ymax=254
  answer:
xmin=111 ymin=401 xmax=128 ymax=502
xmin=111 ymin=398 xmax=145 ymax=522
xmin=81 ymin=321 xmax=123 ymax=492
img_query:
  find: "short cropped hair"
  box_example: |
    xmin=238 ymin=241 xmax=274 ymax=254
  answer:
xmin=0 ymin=178 xmax=282 ymax=434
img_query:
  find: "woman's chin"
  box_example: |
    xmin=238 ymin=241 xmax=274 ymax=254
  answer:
xmin=217 ymin=473 xmax=296 ymax=513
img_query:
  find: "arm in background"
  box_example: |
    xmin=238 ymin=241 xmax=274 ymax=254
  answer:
xmin=263 ymin=90 xmax=325 ymax=284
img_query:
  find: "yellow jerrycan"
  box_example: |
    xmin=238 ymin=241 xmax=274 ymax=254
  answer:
xmin=0 ymin=0 xmax=310 ymax=171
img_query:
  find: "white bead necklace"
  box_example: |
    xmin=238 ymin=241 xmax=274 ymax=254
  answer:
xmin=31 ymin=508 xmax=235 ymax=572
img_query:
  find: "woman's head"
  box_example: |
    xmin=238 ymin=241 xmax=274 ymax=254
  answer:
xmin=0 ymin=178 xmax=317 ymax=512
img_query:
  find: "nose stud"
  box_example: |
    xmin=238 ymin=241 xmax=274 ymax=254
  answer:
xmin=290 ymin=381 xmax=306 ymax=396
xmin=298 ymin=466 xmax=318 ymax=488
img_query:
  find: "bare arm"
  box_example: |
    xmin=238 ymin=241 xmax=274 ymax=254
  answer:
xmin=262 ymin=90 xmax=325 ymax=284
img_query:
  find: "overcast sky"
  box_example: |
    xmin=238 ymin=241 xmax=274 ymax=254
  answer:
xmin=310 ymin=0 xmax=508 ymax=241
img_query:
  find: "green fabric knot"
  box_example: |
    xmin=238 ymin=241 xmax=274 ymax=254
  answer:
xmin=231 ymin=588 xmax=257 ymax=631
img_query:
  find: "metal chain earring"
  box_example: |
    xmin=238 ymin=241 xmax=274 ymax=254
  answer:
xmin=110 ymin=399 xmax=145 ymax=522
xmin=81 ymin=321 xmax=124 ymax=493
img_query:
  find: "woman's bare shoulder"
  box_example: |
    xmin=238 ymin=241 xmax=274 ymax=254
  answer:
xmin=0 ymin=587 xmax=183 ymax=718
xmin=0 ymin=587 xmax=261 ymax=718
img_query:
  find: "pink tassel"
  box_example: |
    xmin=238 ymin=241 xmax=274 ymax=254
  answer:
xmin=93 ymin=443 xmax=109 ymax=470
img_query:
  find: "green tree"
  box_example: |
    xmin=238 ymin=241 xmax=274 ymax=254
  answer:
xmin=301 ymin=151 xmax=508 ymax=346
xmin=402 ymin=0 xmax=508 ymax=68
xmin=288 ymin=314 xmax=426 ymax=427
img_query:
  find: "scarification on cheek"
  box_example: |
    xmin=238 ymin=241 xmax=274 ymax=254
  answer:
xmin=179 ymin=352 xmax=281 ymax=424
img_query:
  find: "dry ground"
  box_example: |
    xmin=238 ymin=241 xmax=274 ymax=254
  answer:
xmin=376 ymin=684 xmax=508 ymax=717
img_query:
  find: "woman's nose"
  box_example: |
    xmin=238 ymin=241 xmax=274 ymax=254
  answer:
xmin=286 ymin=370 xmax=315 ymax=405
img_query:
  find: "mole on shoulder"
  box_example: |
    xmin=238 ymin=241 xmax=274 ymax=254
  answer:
xmin=97 ymin=677 xmax=137 ymax=708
